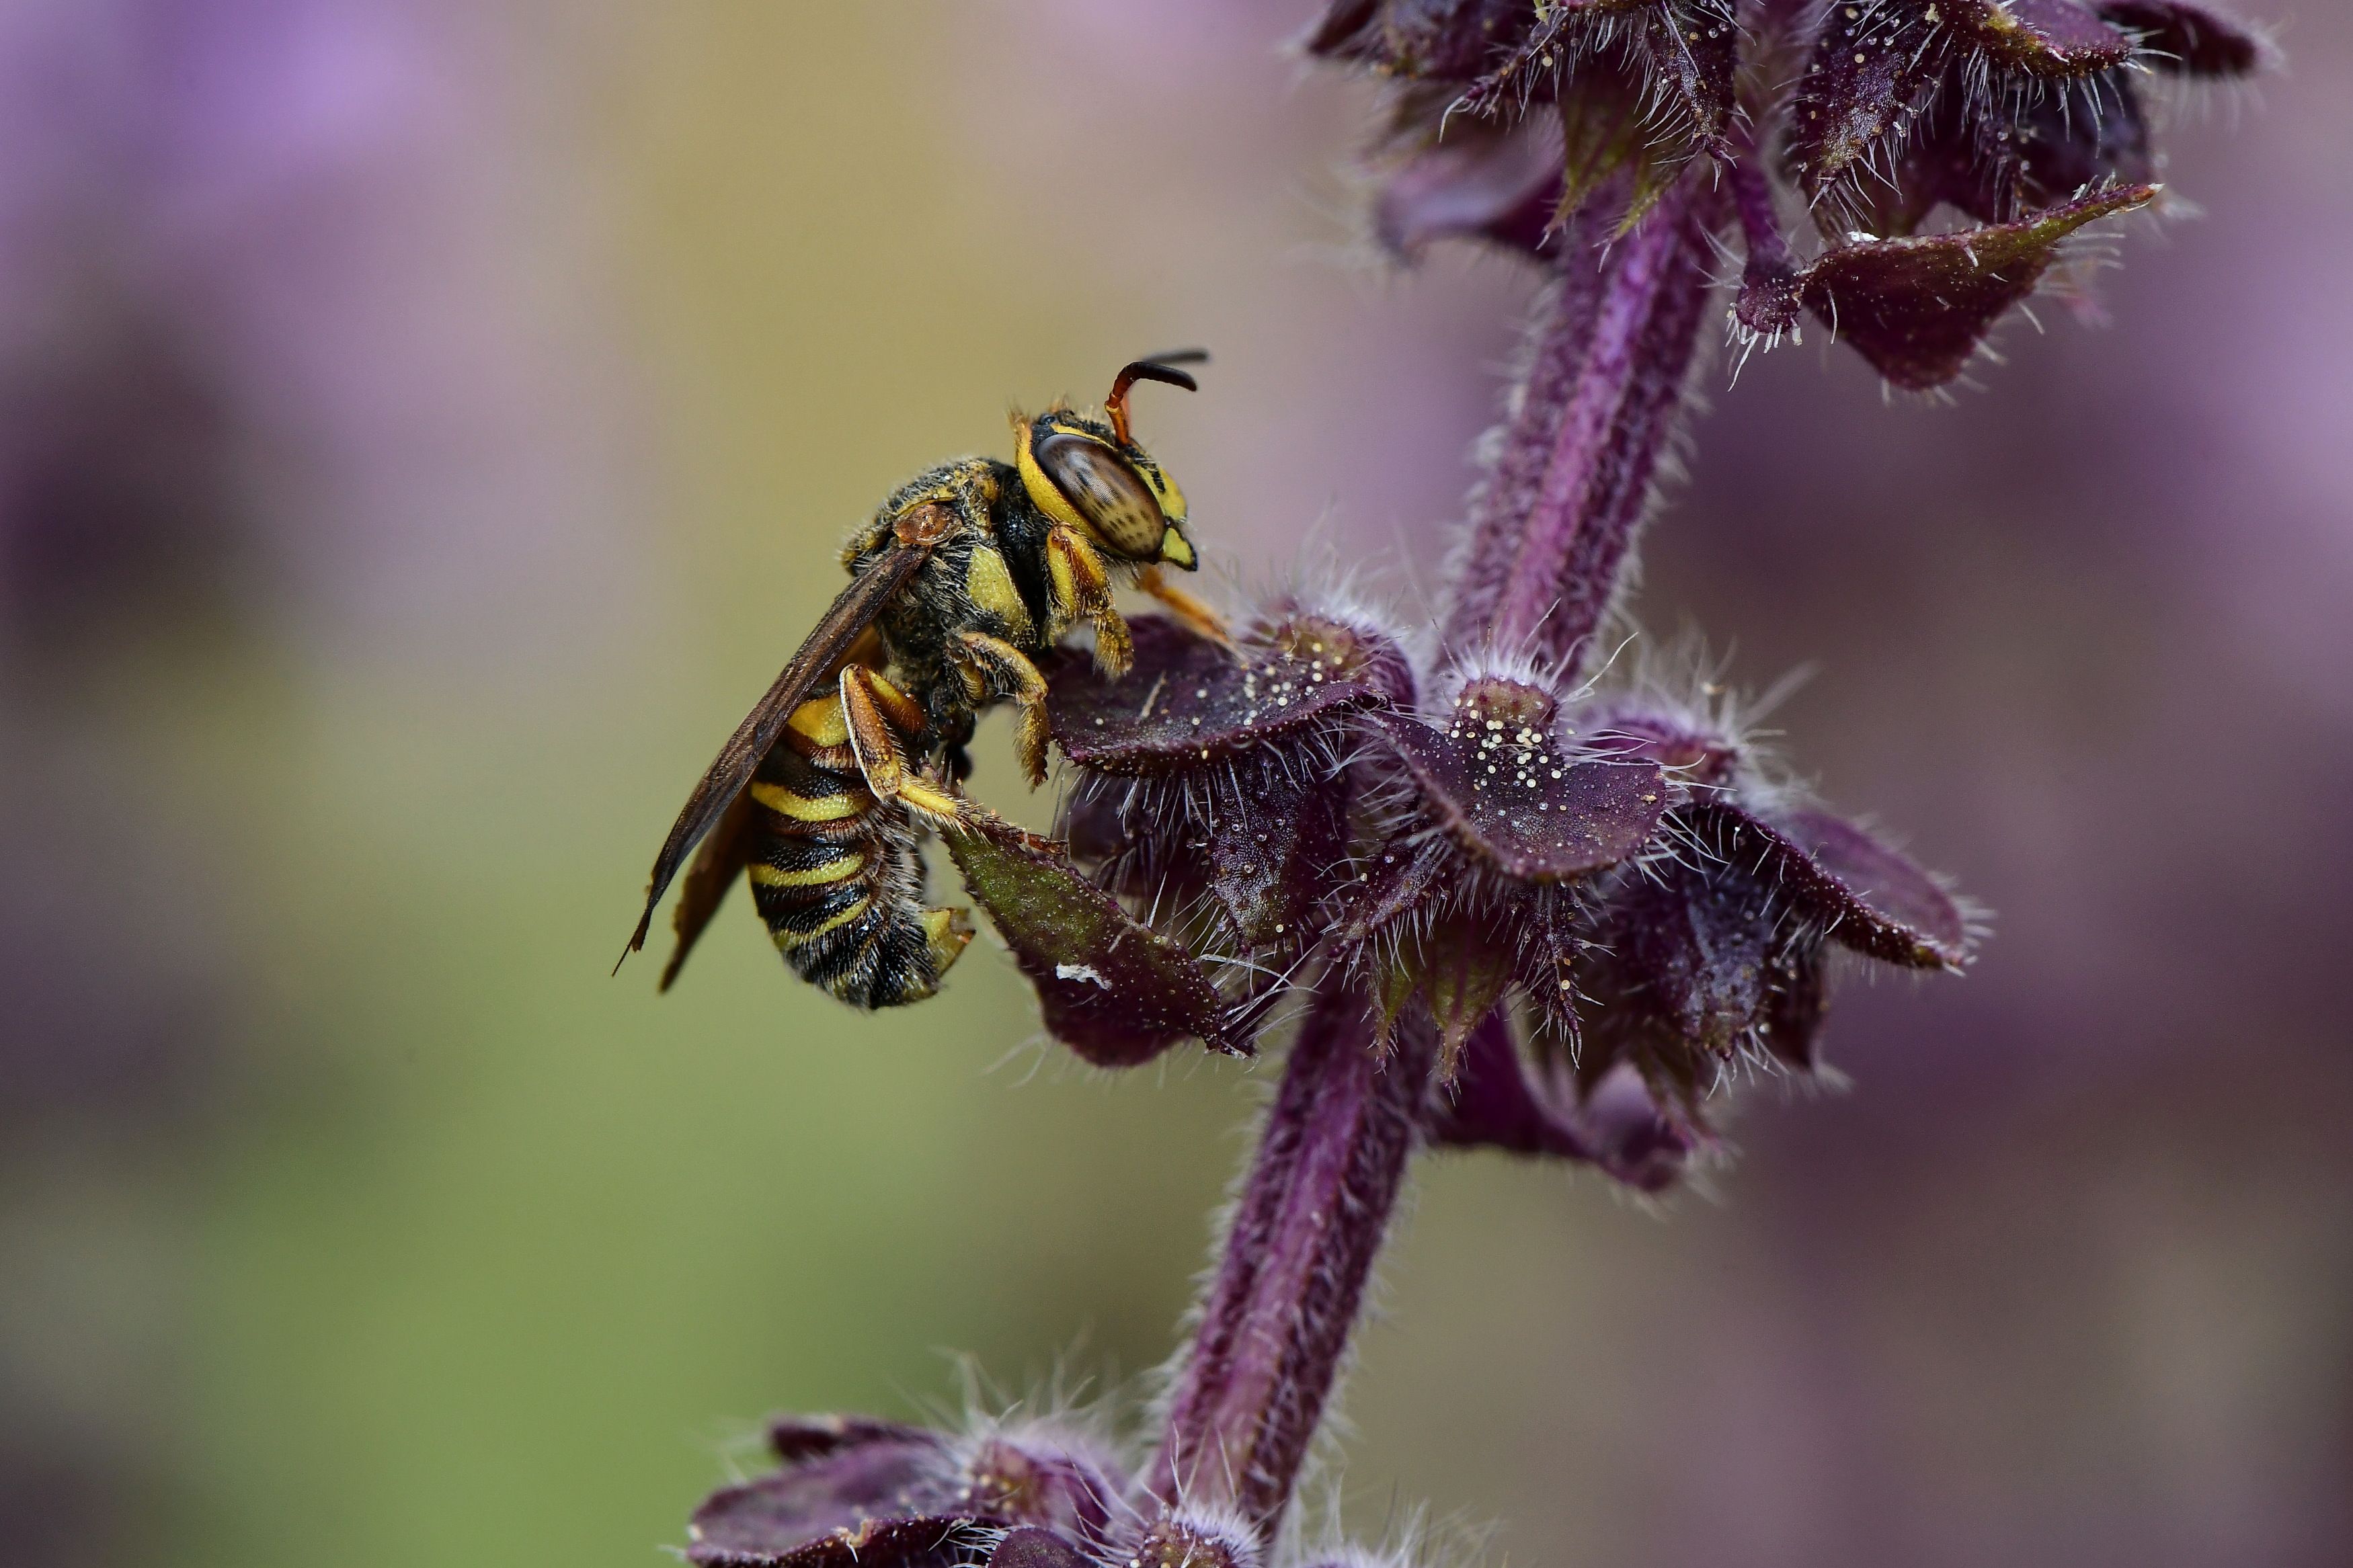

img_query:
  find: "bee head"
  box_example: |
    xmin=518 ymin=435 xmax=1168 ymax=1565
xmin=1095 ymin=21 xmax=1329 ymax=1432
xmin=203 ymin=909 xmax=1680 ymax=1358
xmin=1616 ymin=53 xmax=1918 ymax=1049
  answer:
xmin=1015 ymin=353 xmax=1203 ymax=569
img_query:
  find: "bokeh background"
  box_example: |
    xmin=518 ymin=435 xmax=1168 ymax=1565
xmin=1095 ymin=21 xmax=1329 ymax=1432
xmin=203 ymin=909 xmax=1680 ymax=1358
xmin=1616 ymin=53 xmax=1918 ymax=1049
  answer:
xmin=3 ymin=3 xmax=2347 ymax=1566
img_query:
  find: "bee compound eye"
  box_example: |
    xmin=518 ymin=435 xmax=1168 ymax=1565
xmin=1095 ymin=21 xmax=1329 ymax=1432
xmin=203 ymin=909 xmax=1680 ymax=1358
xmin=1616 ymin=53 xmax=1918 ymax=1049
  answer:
xmin=1033 ymin=433 xmax=1165 ymax=556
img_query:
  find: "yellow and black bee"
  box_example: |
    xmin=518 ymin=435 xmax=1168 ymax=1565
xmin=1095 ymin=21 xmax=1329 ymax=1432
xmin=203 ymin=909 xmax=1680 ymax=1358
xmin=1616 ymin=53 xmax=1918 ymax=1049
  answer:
xmin=621 ymin=353 xmax=1225 ymax=1009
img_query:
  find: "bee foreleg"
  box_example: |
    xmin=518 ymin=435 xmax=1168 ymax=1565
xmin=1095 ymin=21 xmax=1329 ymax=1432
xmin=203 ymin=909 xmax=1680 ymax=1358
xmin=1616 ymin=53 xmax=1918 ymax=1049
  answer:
xmin=838 ymin=666 xmax=965 ymax=827
xmin=1045 ymin=524 xmax=1132 ymax=677
xmin=951 ymin=630 xmax=1053 ymax=788
xmin=1135 ymin=564 xmax=1233 ymax=647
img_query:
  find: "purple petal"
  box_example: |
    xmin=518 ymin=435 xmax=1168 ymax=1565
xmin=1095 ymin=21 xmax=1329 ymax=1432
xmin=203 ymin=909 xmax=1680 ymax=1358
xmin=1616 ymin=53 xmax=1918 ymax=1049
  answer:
xmin=1047 ymin=615 xmax=1399 ymax=776
xmin=688 ymin=1430 xmax=970 ymax=1568
xmin=1785 ymin=0 xmax=1950 ymax=200
xmin=1454 ymin=1 xmax=1661 ymax=118
xmin=1203 ymin=755 xmax=1353 ymax=950
xmin=1644 ymin=1 xmax=1740 ymax=155
xmin=945 ymin=814 xmax=1246 ymax=1065
xmin=1948 ymin=0 xmax=2134 ymax=76
xmin=1369 ymin=679 xmax=1669 ymax=882
xmin=2096 ymin=0 xmax=2272 ymax=75
xmin=690 ymin=1516 xmax=982 ymax=1568
xmin=1337 ymin=831 xmax=1453 ymax=943
xmin=1798 ymin=183 xmax=2159 ymax=389
xmin=1777 ymin=807 xmax=1972 ymax=968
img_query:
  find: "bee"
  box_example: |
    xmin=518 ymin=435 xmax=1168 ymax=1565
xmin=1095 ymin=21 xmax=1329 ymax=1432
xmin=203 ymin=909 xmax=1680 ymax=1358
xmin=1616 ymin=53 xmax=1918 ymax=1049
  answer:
xmin=619 ymin=352 xmax=1226 ymax=1008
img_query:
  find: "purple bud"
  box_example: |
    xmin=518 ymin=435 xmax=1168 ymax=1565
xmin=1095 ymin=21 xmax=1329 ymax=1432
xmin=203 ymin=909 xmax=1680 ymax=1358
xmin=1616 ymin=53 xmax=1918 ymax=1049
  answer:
xmin=1795 ymin=183 xmax=2159 ymax=390
xmin=1573 ymin=799 xmax=1971 ymax=1114
xmin=990 ymin=1527 xmax=1090 ymax=1568
xmin=1127 ymin=1510 xmax=1261 ymax=1568
xmin=1424 ymin=1007 xmax=1697 ymax=1190
xmin=963 ymin=1429 xmax=1124 ymax=1551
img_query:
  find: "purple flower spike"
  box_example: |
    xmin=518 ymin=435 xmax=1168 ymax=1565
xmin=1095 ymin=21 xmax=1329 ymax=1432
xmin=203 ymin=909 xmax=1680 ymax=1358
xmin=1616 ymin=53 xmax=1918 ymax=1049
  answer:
xmin=1797 ymin=183 xmax=2159 ymax=390
xmin=945 ymin=813 xmax=1246 ymax=1065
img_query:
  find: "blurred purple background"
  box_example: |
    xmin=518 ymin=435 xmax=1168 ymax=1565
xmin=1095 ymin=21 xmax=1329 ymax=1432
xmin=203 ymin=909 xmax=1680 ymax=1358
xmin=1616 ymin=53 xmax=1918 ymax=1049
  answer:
xmin=2 ymin=4 xmax=2345 ymax=1567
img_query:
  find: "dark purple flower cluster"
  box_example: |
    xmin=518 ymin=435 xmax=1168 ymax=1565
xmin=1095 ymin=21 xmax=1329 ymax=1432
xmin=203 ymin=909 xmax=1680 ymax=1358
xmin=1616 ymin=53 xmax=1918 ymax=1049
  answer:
xmin=1310 ymin=0 xmax=2270 ymax=388
xmin=935 ymin=595 xmax=1968 ymax=1192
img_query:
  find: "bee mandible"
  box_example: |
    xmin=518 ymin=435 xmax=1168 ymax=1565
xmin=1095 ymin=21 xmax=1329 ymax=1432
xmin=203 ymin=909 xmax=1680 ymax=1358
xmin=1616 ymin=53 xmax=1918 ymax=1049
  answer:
xmin=619 ymin=352 xmax=1224 ymax=1008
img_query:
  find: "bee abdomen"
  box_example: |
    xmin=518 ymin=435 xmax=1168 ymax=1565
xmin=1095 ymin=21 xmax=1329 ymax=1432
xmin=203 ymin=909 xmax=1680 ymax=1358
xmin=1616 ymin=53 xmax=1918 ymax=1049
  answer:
xmin=746 ymin=697 xmax=971 ymax=1008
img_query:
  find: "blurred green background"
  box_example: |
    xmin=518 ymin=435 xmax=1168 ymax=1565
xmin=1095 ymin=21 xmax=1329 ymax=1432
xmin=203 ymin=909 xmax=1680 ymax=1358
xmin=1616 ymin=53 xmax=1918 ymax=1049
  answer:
xmin=5 ymin=4 xmax=2348 ymax=1567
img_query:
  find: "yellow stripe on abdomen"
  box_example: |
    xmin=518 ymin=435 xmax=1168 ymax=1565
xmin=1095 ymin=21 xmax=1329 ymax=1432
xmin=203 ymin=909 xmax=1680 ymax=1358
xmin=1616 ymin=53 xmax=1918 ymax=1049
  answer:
xmin=751 ymin=780 xmax=868 ymax=822
xmin=750 ymin=855 xmax=865 ymax=889
xmin=769 ymin=897 xmax=872 ymax=948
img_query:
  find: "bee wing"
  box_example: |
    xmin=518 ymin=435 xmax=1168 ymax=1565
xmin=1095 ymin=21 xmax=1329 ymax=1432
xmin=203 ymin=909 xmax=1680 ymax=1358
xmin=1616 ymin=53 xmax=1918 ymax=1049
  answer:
xmin=655 ymin=784 xmax=760 ymax=993
xmin=619 ymin=542 xmax=932 ymax=969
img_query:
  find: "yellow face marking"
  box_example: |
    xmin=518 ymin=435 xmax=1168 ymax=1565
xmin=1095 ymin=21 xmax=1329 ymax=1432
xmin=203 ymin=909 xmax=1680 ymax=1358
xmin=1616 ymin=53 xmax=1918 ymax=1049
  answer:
xmin=750 ymin=856 xmax=865 ymax=889
xmin=769 ymin=897 xmax=872 ymax=947
xmin=963 ymin=544 xmax=1033 ymax=638
xmin=1015 ymin=418 xmax=1090 ymax=535
xmin=750 ymin=780 xmax=867 ymax=822
xmin=1142 ymin=464 xmax=1187 ymax=526
xmin=786 ymin=696 xmax=851 ymax=748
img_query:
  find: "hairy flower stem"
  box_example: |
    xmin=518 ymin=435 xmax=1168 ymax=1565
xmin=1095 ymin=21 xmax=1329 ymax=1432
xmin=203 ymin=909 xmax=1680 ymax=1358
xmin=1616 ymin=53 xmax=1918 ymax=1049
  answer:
xmin=1149 ymin=982 xmax=1436 ymax=1540
xmin=1441 ymin=183 xmax=1716 ymax=673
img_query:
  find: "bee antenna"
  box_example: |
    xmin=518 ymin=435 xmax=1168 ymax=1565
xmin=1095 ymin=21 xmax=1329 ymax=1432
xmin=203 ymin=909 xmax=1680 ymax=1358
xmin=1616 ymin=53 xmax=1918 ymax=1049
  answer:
xmin=1107 ymin=349 xmax=1207 ymax=444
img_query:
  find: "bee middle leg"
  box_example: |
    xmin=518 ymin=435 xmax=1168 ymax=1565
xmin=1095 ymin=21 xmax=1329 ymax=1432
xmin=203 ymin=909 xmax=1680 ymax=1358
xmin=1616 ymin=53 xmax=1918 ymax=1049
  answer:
xmin=949 ymin=630 xmax=1053 ymax=787
xmin=838 ymin=665 xmax=965 ymax=826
